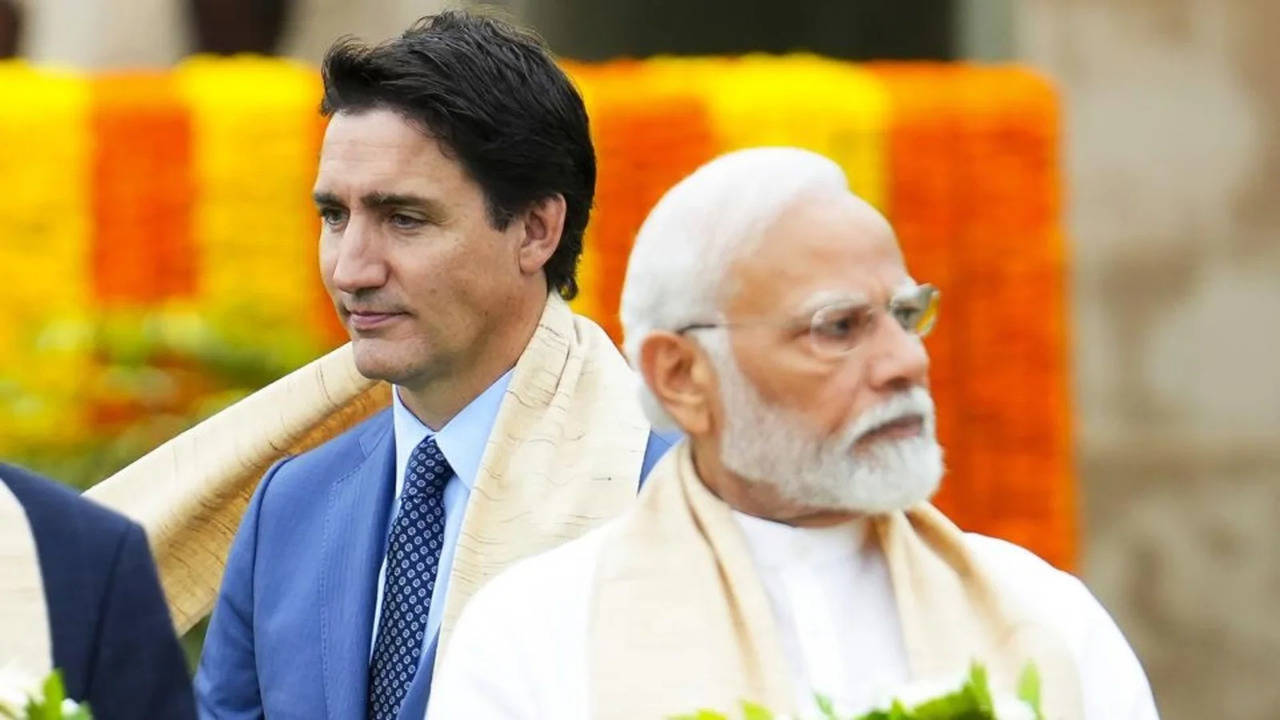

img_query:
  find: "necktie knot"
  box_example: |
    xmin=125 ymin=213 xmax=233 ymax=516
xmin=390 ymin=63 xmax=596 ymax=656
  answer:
xmin=403 ymin=436 xmax=450 ymax=498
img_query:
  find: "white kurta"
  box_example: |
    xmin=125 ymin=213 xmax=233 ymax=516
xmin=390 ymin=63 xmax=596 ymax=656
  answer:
xmin=427 ymin=515 xmax=1160 ymax=720
xmin=730 ymin=513 xmax=911 ymax=716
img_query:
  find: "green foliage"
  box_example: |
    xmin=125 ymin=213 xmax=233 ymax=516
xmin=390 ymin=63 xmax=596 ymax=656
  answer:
xmin=10 ymin=309 xmax=319 ymax=491
xmin=0 ymin=672 xmax=92 ymax=720
xmin=1015 ymin=666 xmax=1043 ymax=720
xmin=670 ymin=663 xmax=1042 ymax=720
xmin=741 ymin=702 xmax=776 ymax=720
xmin=5 ymin=310 xmax=327 ymax=672
xmin=669 ymin=710 xmax=731 ymax=720
xmin=816 ymin=693 xmax=840 ymax=719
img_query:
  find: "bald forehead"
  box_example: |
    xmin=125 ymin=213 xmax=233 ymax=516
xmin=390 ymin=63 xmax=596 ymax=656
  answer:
xmin=723 ymin=191 xmax=907 ymax=315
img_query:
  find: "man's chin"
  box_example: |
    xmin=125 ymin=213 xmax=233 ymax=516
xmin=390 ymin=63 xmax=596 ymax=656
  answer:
xmin=350 ymin=339 xmax=419 ymax=385
xmin=854 ymin=443 xmax=944 ymax=513
xmin=812 ymin=439 xmax=944 ymax=515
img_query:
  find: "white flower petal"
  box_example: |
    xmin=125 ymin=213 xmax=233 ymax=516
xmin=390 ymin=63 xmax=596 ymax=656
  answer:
xmin=0 ymin=663 xmax=38 ymax=710
xmin=994 ymin=696 xmax=1037 ymax=720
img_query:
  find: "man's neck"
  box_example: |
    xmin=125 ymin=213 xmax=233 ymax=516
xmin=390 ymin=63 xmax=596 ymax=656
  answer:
xmin=397 ymin=292 xmax=547 ymax=431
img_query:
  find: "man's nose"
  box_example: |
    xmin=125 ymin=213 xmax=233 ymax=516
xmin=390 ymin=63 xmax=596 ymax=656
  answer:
xmin=864 ymin=312 xmax=931 ymax=392
xmin=328 ymin=216 xmax=388 ymax=293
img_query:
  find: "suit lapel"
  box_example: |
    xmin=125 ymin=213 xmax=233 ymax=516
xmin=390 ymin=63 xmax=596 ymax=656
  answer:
xmin=320 ymin=414 xmax=396 ymax=720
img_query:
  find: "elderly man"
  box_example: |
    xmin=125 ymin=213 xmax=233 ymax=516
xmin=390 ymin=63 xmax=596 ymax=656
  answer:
xmin=427 ymin=148 xmax=1160 ymax=720
xmin=196 ymin=11 xmax=671 ymax=720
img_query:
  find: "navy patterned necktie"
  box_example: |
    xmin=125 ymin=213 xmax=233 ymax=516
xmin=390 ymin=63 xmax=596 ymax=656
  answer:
xmin=367 ymin=435 xmax=451 ymax=720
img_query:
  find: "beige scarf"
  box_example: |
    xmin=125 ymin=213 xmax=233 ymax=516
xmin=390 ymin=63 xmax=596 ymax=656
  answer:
xmin=435 ymin=293 xmax=652 ymax=657
xmin=0 ymin=475 xmax=52 ymax=679
xmin=85 ymin=341 xmax=389 ymax=632
xmin=591 ymin=443 xmax=1084 ymax=720
xmin=85 ymin=294 xmax=651 ymax=645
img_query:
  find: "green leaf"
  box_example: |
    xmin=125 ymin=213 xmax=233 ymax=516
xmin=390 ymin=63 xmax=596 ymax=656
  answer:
xmin=814 ymin=693 xmax=840 ymax=720
xmin=1017 ymin=664 xmax=1044 ymax=720
xmin=909 ymin=691 xmax=974 ymax=719
xmin=37 ymin=671 xmax=66 ymax=720
xmin=740 ymin=700 xmax=776 ymax=720
xmin=10 ymin=672 xmax=93 ymax=720
xmin=666 ymin=710 xmax=728 ymax=720
xmin=967 ymin=662 xmax=994 ymax=714
xmin=853 ymin=698 xmax=916 ymax=720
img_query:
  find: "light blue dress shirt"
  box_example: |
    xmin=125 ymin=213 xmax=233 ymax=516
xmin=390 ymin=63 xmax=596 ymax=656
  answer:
xmin=369 ymin=370 xmax=680 ymax=661
xmin=370 ymin=370 xmax=514 ymax=657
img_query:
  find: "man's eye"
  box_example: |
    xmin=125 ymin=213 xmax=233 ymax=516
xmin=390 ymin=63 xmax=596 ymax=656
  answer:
xmin=893 ymin=304 xmax=922 ymax=330
xmin=319 ymin=207 xmax=347 ymax=227
xmin=389 ymin=213 xmax=424 ymax=229
xmin=812 ymin=310 xmax=867 ymax=340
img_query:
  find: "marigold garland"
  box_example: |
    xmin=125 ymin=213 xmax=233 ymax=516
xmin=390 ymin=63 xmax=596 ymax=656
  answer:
xmin=564 ymin=60 xmax=720 ymax=339
xmin=0 ymin=62 xmax=93 ymax=447
xmin=0 ymin=57 xmax=1075 ymax=569
xmin=90 ymin=71 xmax=195 ymax=304
xmin=640 ymin=56 xmax=890 ymax=208
xmin=872 ymin=64 xmax=1074 ymax=569
xmin=174 ymin=56 xmax=327 ymax=356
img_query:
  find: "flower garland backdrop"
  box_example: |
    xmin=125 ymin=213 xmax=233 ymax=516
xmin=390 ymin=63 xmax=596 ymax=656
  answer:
xmin=0 ymin=56 xmax=1075 ymax=571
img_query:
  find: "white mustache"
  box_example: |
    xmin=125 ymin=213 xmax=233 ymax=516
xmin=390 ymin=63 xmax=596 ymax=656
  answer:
xmin=841 ymin=387 xmax=936 ymax=447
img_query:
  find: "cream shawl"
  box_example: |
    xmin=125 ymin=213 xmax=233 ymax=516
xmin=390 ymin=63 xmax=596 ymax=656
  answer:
xmin=590 ymin=443 xmax=1084 ymax=720
xmin=0 ymin=477 xmax=51 ymax=679
xmin=84 ymin=293 xmax=651 ymax=648
xmin=435 ymin=293 xmax=652 ymax=657
xmin=85 ymin=341 xmax=389 ymax=632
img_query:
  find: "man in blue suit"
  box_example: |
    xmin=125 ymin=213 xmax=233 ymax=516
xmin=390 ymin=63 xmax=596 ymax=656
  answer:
xmin=0 ymin=463 xmax=195 ymax=719
xmin=195 ymin=11 xmax=673 ymax=720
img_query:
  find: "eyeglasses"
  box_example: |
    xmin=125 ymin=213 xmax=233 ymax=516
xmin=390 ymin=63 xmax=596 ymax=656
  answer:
xmin=677 ymin=283 xmax=939 ymax=359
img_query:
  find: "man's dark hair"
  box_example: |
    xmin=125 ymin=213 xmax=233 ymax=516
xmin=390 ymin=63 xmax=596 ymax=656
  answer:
xmin=320 ymin=10 xmax=594 ymax=299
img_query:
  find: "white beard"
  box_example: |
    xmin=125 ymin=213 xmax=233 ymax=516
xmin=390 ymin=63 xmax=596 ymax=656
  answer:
xmin=703 ymin=337 xmax=944 ymax=515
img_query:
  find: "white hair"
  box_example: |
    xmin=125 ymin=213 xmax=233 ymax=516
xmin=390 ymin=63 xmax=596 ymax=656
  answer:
xmin=619 ymin=147 xmax=850 ymax=428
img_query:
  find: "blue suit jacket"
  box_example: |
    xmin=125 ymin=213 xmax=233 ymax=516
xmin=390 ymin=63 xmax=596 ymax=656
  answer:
xmin=196 ymin=409 xmax=673 ymax=720
xmin=0 ymin=463 xmax=195 ymax=720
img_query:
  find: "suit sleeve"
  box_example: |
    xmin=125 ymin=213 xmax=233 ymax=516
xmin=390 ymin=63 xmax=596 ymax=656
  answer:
xmin=194 ymin=460 xmax=286 ymax=720
xmin=84 ymin=521 xmax=197 ymax=720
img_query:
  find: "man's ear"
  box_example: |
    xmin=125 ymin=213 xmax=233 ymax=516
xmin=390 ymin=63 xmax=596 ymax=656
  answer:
xmin=517 ymin=193 xmax=567 ymax=277
xmin=639 ymin=332 xmax=718 ymax=436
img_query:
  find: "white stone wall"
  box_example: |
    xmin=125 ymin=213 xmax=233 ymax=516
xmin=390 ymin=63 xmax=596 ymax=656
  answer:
xmin=23 ymin=0 xmax=190 ymax=66
xmin=277 ymin=0 xmax=455 ymax=64
xmin=1017 ymin=2 xmax=1280 ymax=718
xmin=19 ymin=0 xmax=454 ymax=67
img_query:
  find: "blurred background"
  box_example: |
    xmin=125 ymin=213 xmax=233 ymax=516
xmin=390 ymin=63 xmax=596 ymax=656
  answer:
xmin=1 ymin=1 xmax=1276 ymax=717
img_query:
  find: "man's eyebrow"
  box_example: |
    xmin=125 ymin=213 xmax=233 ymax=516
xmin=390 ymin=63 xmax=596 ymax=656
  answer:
xmin=362 ymin=192 xmax=450 ymax=223
xmin=311 ymin=191 xmax=449 ymax=221
xmin=312 ymin=190 xmax=343 ymax=207
xmin=891 ymin=280 xmax=925 ymax=301
xmin=358 ymin=191 xmax=442 ymax=211
xmin=796 ymin=290 xmax=871 ymax=316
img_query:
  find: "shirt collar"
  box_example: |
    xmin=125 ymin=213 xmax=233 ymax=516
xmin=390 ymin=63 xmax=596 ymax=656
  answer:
xmin=732 ymin=509 xmax=870 ymax=569
xmin=392 ymin=369 xmax=514 ymax=491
